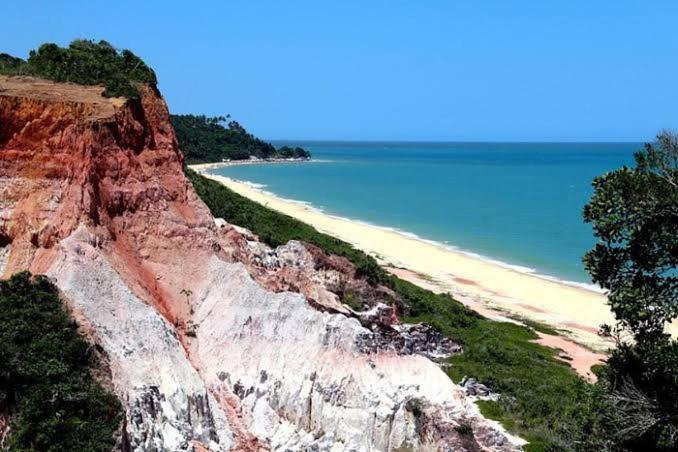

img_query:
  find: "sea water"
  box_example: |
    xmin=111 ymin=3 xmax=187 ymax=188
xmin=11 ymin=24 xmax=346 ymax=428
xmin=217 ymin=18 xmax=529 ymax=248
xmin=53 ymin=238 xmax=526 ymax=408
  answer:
xmin=211 ymin=142 xmax=638 ymax=286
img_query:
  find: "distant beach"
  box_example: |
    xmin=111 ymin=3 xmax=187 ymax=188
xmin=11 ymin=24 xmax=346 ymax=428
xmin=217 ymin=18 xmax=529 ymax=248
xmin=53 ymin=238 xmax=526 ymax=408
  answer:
xmin=189 ymin=157 xmax=311 ymax=172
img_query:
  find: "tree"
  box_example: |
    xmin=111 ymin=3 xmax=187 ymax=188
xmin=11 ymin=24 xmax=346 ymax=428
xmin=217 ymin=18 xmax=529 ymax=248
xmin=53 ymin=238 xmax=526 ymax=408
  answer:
xmin=584 ymin=130 xmax=677 ymax=341
xmin=170 ymin=114 xmax=311 ymax=163
xmin=582 ymin=130 xmax=678 ymax=451
xmin=180 ymin=288 xmax=193 ymax=305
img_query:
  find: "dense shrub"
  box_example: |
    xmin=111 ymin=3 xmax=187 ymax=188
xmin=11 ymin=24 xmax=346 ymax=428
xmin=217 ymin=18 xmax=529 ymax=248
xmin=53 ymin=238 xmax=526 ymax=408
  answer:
xmin=0 ymin=272 xmax=121 ymax=451
xmin=172 ymin=114 xmax=310 ymax=163
xmin=0 ymin=40 xmax=157 ymax=98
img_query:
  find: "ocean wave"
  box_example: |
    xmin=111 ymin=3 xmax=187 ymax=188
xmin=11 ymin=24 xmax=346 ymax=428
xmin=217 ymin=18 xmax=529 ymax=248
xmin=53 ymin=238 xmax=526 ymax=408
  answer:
xmin=242 ymin=181 xmax=268 ymax=189
xmin=223 ymin=176 xmax=606 ymax=294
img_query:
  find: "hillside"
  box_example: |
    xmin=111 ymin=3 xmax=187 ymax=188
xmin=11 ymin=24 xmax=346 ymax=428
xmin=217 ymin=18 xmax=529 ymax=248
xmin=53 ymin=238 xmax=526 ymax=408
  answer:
xmin=171 ymin=114 xmax=311 ymax=163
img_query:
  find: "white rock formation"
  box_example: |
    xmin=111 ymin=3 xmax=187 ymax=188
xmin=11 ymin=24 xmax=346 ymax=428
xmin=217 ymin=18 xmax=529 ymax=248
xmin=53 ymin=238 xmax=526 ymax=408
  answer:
xmin=188 ymin=255 xmax=521 ymax=451
xmin=48 ymin=228 xmax=235 ymax=452
xmin=38 ymin=225 xmax=522 ymax=451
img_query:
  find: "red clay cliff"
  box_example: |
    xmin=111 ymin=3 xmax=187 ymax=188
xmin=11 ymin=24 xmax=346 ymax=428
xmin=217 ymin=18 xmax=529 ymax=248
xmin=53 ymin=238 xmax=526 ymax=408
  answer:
xmin=0 ymin=75 xmax=522 ymax=451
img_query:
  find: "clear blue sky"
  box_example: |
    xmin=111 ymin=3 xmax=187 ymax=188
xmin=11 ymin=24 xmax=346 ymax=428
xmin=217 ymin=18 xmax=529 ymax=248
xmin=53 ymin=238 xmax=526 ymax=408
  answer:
xmin=2 ymin=1 xmax=676 ymax=141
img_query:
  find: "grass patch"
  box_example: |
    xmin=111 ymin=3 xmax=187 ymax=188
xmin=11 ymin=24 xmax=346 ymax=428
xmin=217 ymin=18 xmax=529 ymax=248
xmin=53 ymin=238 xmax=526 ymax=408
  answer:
xmin=187 ymin=168 xmax=596 ymax=450
xmin=341 ymin=291 xmax=363 ymax=311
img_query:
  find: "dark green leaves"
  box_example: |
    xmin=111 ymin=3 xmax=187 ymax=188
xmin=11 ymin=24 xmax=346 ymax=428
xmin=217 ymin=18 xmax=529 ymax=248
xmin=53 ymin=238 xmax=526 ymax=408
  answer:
xmin=582 ymin=131 xmax=678 ymax=451
xmin=583 ymin=131 xmax=678 ymax=339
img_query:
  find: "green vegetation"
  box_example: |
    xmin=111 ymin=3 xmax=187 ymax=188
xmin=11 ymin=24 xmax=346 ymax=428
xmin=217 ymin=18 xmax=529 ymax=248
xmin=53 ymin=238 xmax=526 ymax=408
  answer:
xmin=0 ymin=272 xmax=121 ymax=451
xmin=187 ymin=168 xmax=598 ymax=451
xmin=341 ymin=291 xmax=364 ymax=311
xmin=582 ymin=131 xmax=678 ymax=451
xmin=172 ymin=114 xmax=311 ymax=163
xmin=0 ymin=39 xmax=156 ymax=98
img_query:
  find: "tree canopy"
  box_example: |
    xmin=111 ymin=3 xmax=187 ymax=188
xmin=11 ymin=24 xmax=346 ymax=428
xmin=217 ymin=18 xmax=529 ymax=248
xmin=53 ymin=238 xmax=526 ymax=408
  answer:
xmin=0 ymin=40 xmax=157 ymax=98
xmin=583 ymin=130 xmax=678 ymax=451
xmin=171 ymin=114 xmax=311 ymax=163
xmin=584 ymin=131 xmax=677 ymax=341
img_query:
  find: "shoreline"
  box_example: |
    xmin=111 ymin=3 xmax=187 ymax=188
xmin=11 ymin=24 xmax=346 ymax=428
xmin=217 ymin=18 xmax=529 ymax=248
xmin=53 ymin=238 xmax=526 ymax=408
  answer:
xmin=193 ymin=162 xmax=601 ymax=294
xmin=188 ymin=157 xmax=312 ymax=172
xmin=193 ymin=167 xmax=620 ymax=345
xmin=192 ymin=164 xmax=676 ymax=378
xmin=193 ymin=166 xmax=622 ymax=379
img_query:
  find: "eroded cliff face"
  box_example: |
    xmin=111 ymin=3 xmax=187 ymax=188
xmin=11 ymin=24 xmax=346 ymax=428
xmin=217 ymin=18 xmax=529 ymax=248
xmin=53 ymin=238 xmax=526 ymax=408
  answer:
xmin=0 ymin=75 xmax=521 ymax=451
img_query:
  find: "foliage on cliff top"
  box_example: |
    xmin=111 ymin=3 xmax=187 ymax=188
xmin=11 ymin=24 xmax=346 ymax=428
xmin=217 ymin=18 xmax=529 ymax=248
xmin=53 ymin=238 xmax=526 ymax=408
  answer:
xmin=172 ymin=114 xmax=311 ymax=163
xmin=187 ymin=168 xmax=598 ymax=451
xmin=0 ymin=272 xmax=121 ymax=451
xmin=0 ymin=40 xmax=157 ymax=98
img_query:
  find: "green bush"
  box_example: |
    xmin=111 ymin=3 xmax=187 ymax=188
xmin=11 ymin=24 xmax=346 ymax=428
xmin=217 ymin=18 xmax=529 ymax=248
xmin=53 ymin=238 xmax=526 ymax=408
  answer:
xmin=0 ymin=272 xmax=121 ymax=451
xmin=0 ymin=40 xmax=156 ymax=98
xmin=172 ymin=114 xmax=310 ymax=163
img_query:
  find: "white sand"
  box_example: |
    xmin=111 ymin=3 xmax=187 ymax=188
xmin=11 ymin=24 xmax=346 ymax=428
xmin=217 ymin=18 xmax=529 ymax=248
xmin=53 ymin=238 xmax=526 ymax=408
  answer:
xmin=189 ymin=158 xmax=310 ymax=172
xmin=194 ymin=168 xmax=677 ymax=352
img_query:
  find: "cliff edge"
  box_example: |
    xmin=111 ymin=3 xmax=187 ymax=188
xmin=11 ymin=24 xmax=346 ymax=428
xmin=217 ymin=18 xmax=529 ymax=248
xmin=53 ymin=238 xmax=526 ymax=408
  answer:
xmin=0 ymin=75 xmax=521 ymax=451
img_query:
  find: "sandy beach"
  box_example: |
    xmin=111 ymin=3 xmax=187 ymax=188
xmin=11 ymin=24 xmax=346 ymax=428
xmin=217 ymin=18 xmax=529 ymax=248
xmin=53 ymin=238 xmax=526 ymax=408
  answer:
xmin=193 ymin=165 xmax=678 ymax=374
xmin=189 ymin=158 xmax=311 ymax=172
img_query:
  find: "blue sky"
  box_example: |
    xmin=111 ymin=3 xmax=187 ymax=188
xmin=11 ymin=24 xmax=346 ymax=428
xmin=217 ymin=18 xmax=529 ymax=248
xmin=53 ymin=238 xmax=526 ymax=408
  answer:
xmin=2 ymin=1 xmax=676 ymax=141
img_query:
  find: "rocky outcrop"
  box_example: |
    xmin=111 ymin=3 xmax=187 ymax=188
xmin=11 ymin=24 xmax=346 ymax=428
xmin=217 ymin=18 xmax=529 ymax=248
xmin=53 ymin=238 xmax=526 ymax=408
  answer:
xmin=0 ymin=75 xmax=522 ymax=451
xmin=217 ymin=231 xmax=463 ymax=360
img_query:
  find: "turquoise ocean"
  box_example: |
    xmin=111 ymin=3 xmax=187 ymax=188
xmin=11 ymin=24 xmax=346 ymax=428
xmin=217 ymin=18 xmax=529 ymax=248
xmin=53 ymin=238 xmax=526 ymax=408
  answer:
xmin=210 ymin=142 xmax=639 ymax=288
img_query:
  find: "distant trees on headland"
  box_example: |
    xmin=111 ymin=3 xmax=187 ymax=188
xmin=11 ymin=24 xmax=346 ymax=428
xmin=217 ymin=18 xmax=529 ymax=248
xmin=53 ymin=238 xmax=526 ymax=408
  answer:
xmin=171 ymin=114 xmax=311 ymax=163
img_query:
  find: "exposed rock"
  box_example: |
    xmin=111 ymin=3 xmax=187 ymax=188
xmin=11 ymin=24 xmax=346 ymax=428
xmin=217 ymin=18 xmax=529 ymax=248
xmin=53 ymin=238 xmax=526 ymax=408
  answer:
xmin=48 ymin=228 xmax=234 ymax=451
xmin=0 ymin=244 xmax=9 ymax=277
xmin=233 ymin=236 xmax=400 ymax=317
xmin=231 ymin=242 xmax=463 ymax=361
xmin=356 ymin=321 xmax=462 ymax=360
xmin=0 ymin=75 xmax=522 ymax=451
xmin=244 ymin=240 xmax=350 ymax=314
xmin=460 ymin=377 xmax=494 ymax=398
xmin=0 ymin=412 xmax=9 ymax=451
xmin=358 ymin=302 xmax=399 ymax=326
xmin=189 ymin=257 xmax=514 ymax=450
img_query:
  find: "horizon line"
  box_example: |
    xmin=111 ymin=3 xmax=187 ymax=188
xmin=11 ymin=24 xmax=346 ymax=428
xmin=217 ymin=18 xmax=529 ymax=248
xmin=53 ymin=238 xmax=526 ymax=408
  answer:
xmin=266 ymin=138 xmax=648 ymax=144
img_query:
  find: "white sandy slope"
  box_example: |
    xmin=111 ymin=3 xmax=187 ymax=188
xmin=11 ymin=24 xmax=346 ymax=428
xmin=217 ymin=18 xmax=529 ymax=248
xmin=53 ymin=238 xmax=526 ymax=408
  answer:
xmin=39 ymin=225 xmax=522 ymax=451
xmin=195 ymin=169 xmax=677 ymax=352
xmin=48 ymin=227 xmax=235 ymax=451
